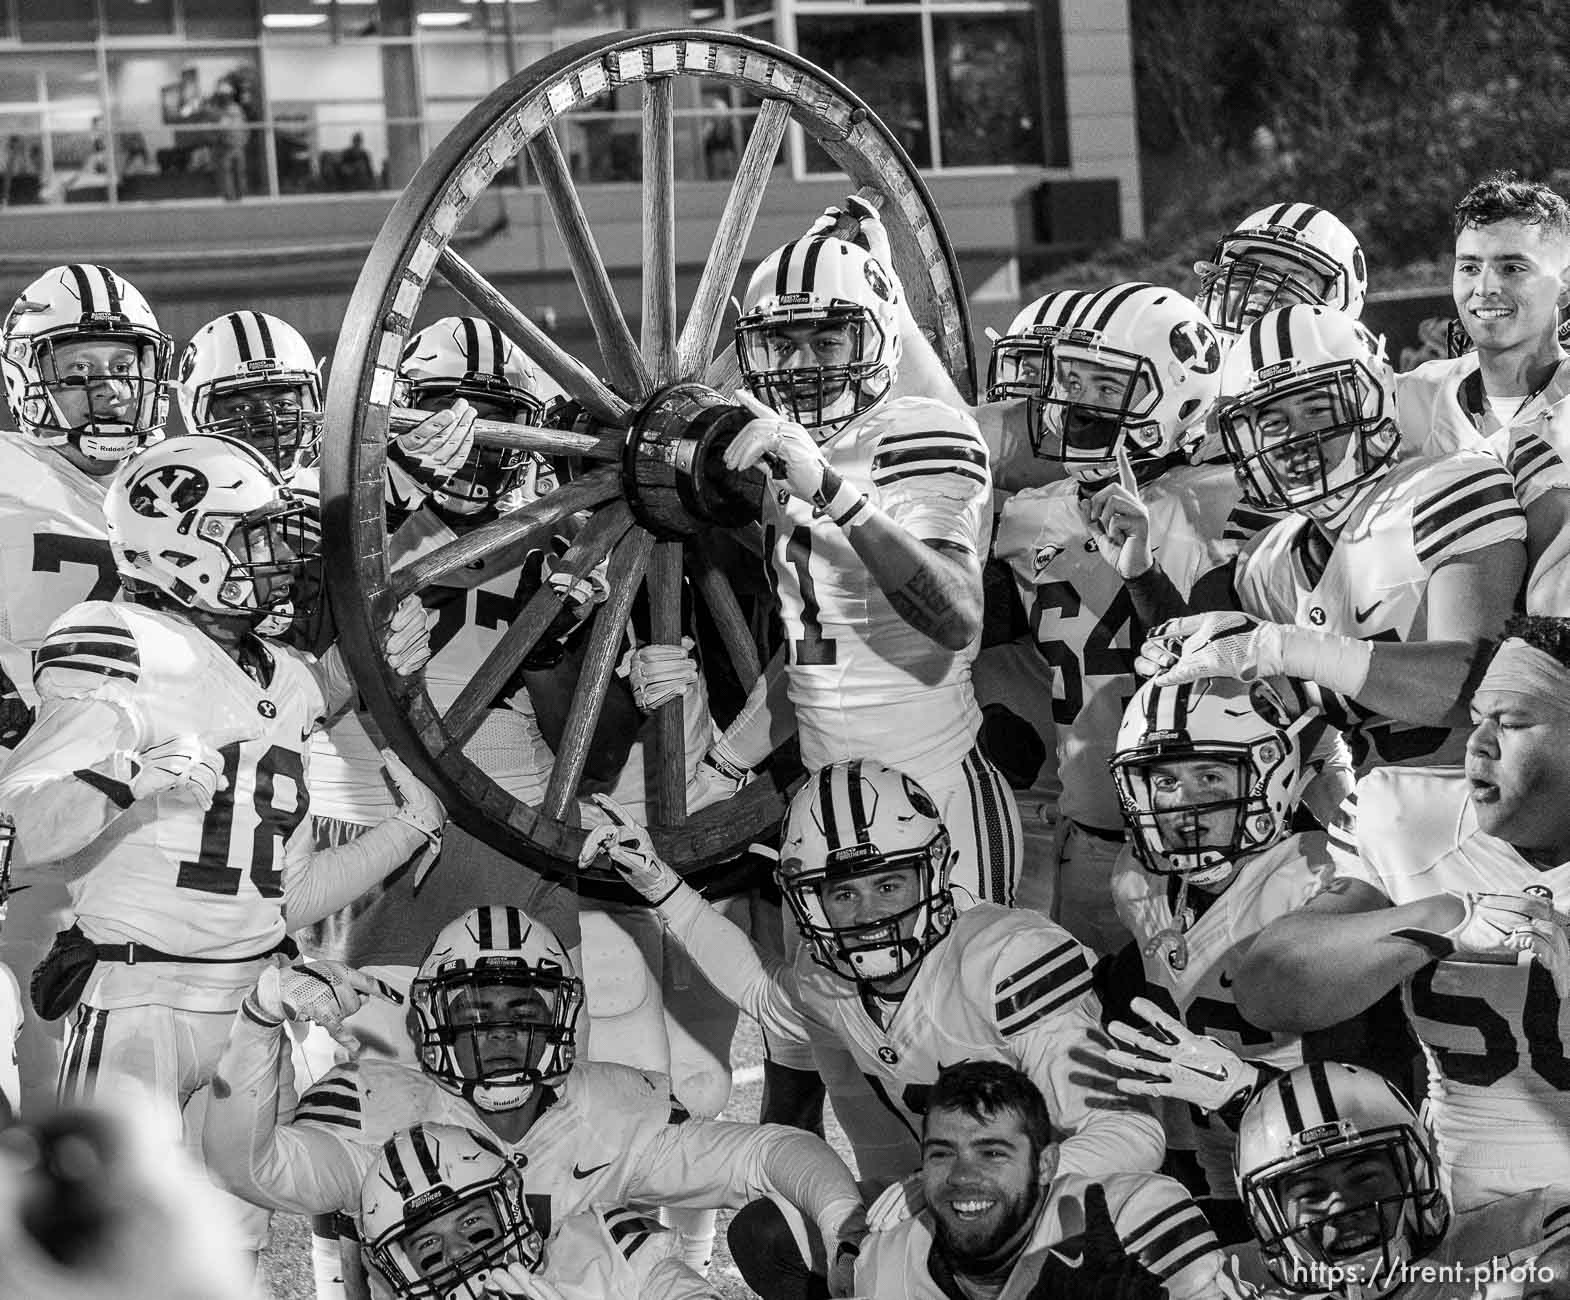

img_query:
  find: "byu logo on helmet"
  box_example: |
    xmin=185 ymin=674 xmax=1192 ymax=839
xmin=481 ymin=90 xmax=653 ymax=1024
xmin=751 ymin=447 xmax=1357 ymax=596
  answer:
xmin=128 ymin=464 xmax=209 ymax=517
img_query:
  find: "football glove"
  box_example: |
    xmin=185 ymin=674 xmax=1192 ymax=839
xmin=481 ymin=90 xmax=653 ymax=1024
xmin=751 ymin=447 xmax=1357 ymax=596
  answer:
xmin=381 ymin=748 xmax=446 ymax=886
xmin=1391 ymin=888 xmax=1559 ymax=962
xmin=1105 ymin=997 xmax=1260 ymax=1114
xmin=627 ymin=640 xmax=698 ymax=712
xmin=1025 ymin=1183 xmax=1166 ymax=1300
xmin=727 ymin=391 xmax=869 ymax=526
xmin=1079 ymin=447 xmax=1153 ymax=579
xmin=806 ymin=193 xmax=893 ymax=278
xmin=242 ymin=958 xmax=403 ymax=1052
xmin=1139 ymin=611 xmax=1372 ymax=697
xmin=384 ymin=594 xmax=435 ymax=677
xmin=578 ymin=795 xmax=681 ymax=904
xmin=127 ymin=736 xmax=226 ymax=810
xmin=389 ymin=398 xmax=477 ymax=488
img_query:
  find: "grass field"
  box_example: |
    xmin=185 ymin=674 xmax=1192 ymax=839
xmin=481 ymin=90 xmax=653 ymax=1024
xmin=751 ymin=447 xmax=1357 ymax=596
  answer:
xmin=260 ymin=1012 xmax=842 ymax=1300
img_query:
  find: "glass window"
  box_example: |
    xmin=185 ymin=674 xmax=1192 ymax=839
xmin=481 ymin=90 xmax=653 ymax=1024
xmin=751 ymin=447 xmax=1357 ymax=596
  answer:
xmin=183 ymin=0 xmax=261 ymax=40
xmin=796 ymin=14 xmax=929 ymax=169
xmin=261 ymin=0 xmax=381 ymax=39
xmin=17 ymin=0 xmax=96 ymax=43
xmin=0 ymin=116 xmax=44 ymax=207
xmin=419 ymin=38 xmax=513 ymax=120
xmin=933 ymin=14 xmax=1042 ymax=167
xmin=416 ymin=0 xmax=506 ymax=36
xmin=104 ymin=0 xmax=177 ymax=38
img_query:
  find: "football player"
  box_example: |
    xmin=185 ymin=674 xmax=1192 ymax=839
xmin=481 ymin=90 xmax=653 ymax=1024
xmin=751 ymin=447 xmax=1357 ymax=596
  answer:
xmin=1104 ymin=674 xmax=1334 ymax=1211
xmin=0 ymin=434 xmax=444 ymax=1265
xmin=0 ymin=263 xmax=171 ymax=1113
xmin=1232 ymin=616 xmax=1570 ymax=1211
xmin=855 ymin=1061 xmax=1243 ymax=1300
xmin=200 ymin=906 xmax=867 ymax=1294
xmin=989 ymin=282 xmax=1252 ymax=947
xmin=1135 ymin=304 xmax=1526 ymax=771
xmin=1233 ymin=1062 xmax=1570 ymax=1298
xmin=709 ymin=231 xmax=1020 ymax=910
xmin=1396 ymin=173 xmax=1570 ymax=616
xmin=583 ymin=760 xmax=1164 ymax=1296
xmin=1193 ymin=203 xmax=1368 ymax=343
xmin=359 ymin=1123 xmax=717 ymax=1299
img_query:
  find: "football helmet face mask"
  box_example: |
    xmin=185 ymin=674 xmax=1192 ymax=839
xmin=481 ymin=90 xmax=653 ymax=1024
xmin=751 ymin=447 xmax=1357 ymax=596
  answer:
xmin=1 ymin=263 xmax=171 ymax=463
xmin=1110 ymin=676 xmax=1313 ymax=889
xmin=408 ymin=907 xmax=584 ymax=1114
xmin=361 ymin=1123 xmax=543 ymax=1300
xmin=1001 ymin=283 xmax=1222 ymax=478
xmin=1198 ymin=203 xmax=1368 ymax=340
xmin=1217 ymin=306 xmax=1398 ymax=523
xmin=104 ymin=434 xmax=318 ymax=637
xmin=177 ymin=311 xmax=323 ymax=471
xmin=735 ymin=236 xmax=902 ymax=440
xmin=1237 ymin=1063 xmax=1448 ymax=1298
xmin=777 ymin=760 xmax=957 ymax=984
xmin=397 ymin=317 xmax=547 ymax=520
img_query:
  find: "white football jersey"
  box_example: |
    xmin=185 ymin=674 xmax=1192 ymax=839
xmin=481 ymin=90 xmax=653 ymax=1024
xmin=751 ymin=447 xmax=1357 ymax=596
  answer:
xmin=994 ymin=464 xmax=1249 ymax=829
xmin=12 ymin=602 xmax=325 ymax=1009
xmin=761 ymin=396 xmax=990 ymax=782
xmin=1332 ymin=766 xmax=1570 ymax=1209
xmin=658 ymin=889 xmax=1165 ymax=1180
xmin=1113 ymin=834 xmax=1330 ymax=1193
xmin=857 ymin=1171 xmax=1247 ymax=1300
xmin=0 ymin=434 xmax=119 ymax=708
xmin=1235 ymin=452 xmax=1524 ymax=769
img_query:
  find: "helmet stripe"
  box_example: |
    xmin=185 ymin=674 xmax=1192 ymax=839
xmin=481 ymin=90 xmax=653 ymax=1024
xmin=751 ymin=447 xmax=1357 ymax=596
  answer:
xmin=486 ymin=322 xmax=506 ymax=379
xmin=228 ymin=312 xmax=254 ymax=363
xmin=505 ymin=905 xmax=523 ymax=952
xmin=1288 ymin=204 xmax=1324 ymax=232
xmin=461 ymin=317 xmax=482 ymax=376
xmin=1278 ymin=1069 xmax=1305 ymax=1133
xmin=383 ymin=1134 xmax=415 ymax=1198
xmin=799 ymin=236 xmax=828 ymax=293
xmin=845 ymin=759 xmax=871 ymax=844
xmin=1248 ymin=317 xmax=1266 ymax=374
xmin=1273 ymin=303 xmax=1296 ymax=365
xmin=409 ymin=1123 xmax=442 ymax=1185
xmin=253 ymin=310 xmax=276 ymax=358
xmin=1144 ymin=681 xmax=1164 ymax=734
xmin=773 ymin=240 xmax=800 ymax=298
xmin=1170 ymin=680 xmax=1193 ymax=733
xmin=816 ymin=764 xmax=840 ymax=848
xmin=67 ymin=264 xmax=96 ymax=313
xmin=1083 ymin=282 xmax=1146 ymax=334
xmin=1307 ymin=1059 xmax=1338 ymax=1122
xmin=93 ymin=265 xmax=121 ymax=315
xmin=477 ymin=905 xmax=494 ymax=951
xmin=1263 ymin=202 xmax=1293 ymax=228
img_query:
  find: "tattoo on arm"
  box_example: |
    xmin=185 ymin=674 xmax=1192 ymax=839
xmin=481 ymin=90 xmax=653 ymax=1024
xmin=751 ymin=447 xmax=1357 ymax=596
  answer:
xmin=886 ymin=542 xmax=978 ymax=647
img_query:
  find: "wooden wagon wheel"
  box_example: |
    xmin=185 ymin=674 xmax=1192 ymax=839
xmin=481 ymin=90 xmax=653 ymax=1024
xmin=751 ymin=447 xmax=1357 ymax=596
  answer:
xmin=322 ymin=28 xmax=976 ymax=894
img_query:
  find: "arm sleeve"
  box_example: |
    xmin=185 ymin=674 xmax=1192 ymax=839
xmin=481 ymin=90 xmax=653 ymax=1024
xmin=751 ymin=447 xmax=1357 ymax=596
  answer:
xmin=0 ymin=695 xmax=140 ymax=863
xmin=282 ymin=815 xmax=425 ymax=929
xmin=312 ymin=645 xmax=356 ymax=723
xmin=624 ymin=1118 xmax=863 ymax=1251
xmin=656 ymin=883 xmax=817 ymax=1043
xmin=201 ymin=1010 xmax=370 ymax=1216
xmin=990 ymin=928 xmax=1166 ymax=1177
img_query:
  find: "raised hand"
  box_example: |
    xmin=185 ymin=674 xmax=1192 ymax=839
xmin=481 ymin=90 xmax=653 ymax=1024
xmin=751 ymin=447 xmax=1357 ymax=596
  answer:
xmin=1027 ymin=1183 xmax=1166 ymax=1300
xmin=806 ymin=193 xmax=894 ymax=278
xmin=243 ymin=958 xmax=403 ymax=1052
xmin=1082 ymin=446 xmax=1154 ymax=579
xmin=578 ymin=794 xmax=681 ymax=904
xmin=1105 ymin=996 xmax=1259 ymax=1113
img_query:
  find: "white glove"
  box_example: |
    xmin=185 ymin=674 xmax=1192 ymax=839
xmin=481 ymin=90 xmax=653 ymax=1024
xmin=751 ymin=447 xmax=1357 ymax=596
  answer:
xmin=385 ymin=594 xmax=435 ymax=677
xmin=1105 ymin=997 xmax=1260 ymax=1114
xmin=1529 ymin=917 xmax=1570 ymax=1000
xmin=392 ymin=398 xmax=477 ymax=487
xmin=243 ymin=958 xmax=403 ymax=1052
xmin=1080 ymin=447 xmax=1153 ymax=579
xmin=479 ymin=1263 xmax=562 ymax=1299
xmin=578 ymin=794 xmax=681 ymax=904
xmin=726 ymin=391 xmax=832 ymax=501
xmin=866 ymin=1172 xmax=926 ymax=1232
xmin=381 ymin=748 xmax=446 ymax=886
xmin=1391 ymin=889 xmax=1560 ymax=962
xmin=806 ymin=194 xmax=894 ymax=282
xmin=628 ymin=641 xmax=698 ymax=712
xmin=542 ymin=551 xmax=610 ymax=615
xmin=1137 ymin=611 xmax=1373 ymax=698
xmin=127 ymin=736 xmax=226 ymax=810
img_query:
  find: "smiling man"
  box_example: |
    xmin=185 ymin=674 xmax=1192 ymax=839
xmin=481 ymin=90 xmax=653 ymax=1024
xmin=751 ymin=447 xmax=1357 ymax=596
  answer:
xmin=1397 ymin=173 xmax=1570 ymax=614
xmin=1232 ymin=615 xmax=1570 ymax=1211
xmin=855 ymin=1060 xmax=1240 ymax=1299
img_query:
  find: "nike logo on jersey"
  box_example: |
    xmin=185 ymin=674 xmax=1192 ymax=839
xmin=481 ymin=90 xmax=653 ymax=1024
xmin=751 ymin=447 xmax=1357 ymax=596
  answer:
xmin=572 ymin=1161 xmax=612 ymax=1179
xmin=1354 ymin=600 xmax=1383 ymax=623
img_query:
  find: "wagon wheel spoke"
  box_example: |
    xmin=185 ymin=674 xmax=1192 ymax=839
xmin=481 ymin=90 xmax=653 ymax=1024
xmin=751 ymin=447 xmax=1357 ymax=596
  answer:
xmin=646 ymin=539 xmax=687 ymax=823
xmin=641 ymin=75 xmax=678 ymax=383
xmin=687 ymin=548 xmax=762 ymax=686
xmin=388 ymin=407 xmax=622 ymax=461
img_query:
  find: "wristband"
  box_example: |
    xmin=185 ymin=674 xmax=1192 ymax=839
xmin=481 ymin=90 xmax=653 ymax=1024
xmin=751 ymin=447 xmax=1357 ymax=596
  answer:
xmin=704 ymin=744 xmax=752 ymax=785
xmin=1279 ymin=628 xmax=1374 ymax=698
xmin=814 ymin=470 xmax=870 ymax=530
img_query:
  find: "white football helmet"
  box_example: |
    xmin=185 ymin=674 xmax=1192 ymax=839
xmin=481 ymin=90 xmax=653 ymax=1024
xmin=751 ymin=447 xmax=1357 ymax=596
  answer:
xmin=408 ymin=906 xmax=584 ymax=1114
xmin=1217 ymin=305 xmax=1398 ymax=524
xmin=1197 ymin=203 xmax=1367 ymax=339
xmin=104 ymin=434 xmax=317 ymax=637
xmin=1238 ymin=1063 xmax=1448 ymax=1298
xmin=985 ymin=288 xmax=1084 ymax=456
xmin=1 ymin=263 xmax=171 ymax=462
xmin=777 ymin=759 xmax=957 ymax=984
xmin=360 ymin=1123 xmax=543 ymax=1300
xmin=177 ymin=310 xmax=322 ymax=471
xmin=735 ymin=235 xmax=902 ymax=438
xmin=396 ymin=316 xmax=547 ymax=519
xmin=1012 ymin=282 xmax=1223 ymax=479
xmin=1110 ymin=676 xmax=1314 ymax=888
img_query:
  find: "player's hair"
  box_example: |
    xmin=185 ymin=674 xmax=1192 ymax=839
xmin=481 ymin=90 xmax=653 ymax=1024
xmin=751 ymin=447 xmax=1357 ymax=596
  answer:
xmin=1503 ymin=613 xmax=1570 ymax=671
xmin=1453 ymin=170 xmax=1570 ymax=240
xmin=923 ymin=1061 xmax=1055 ymax=1161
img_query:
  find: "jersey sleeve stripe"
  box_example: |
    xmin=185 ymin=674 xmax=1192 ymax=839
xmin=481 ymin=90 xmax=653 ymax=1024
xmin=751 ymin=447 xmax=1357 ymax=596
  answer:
xmin=873 ymin=464 xmax=989 ymax=488
xmin=995 ymin=960 xmax=1093 ymax=1033
xmin=35 ymin=656 xmax=138 ymax=682
xmin=1507 ymin=433 xmax=1560 ymax=485
xmin=1126 ymin=1207 xmax=1221 ymax=1277
xmin=1542 ymin=1203 xmax=1570 ymax=1239
xmin=1412 ymin=468 xmax=1519 ymax=557
xmin=872 ymin=444 xmax=989 ymax=472
xmin=877 ymin=428 xmax=988 ymax=453
xmin=1414 ymin=496 xmax=1521 ymax=564
xmin=996 ymin=939 xmax=1079 ymax=994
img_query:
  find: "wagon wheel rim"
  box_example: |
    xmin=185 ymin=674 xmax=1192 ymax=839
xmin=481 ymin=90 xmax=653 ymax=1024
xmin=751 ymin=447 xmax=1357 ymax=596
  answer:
xmin=322 ymin=27 xmax=975 ymax=893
